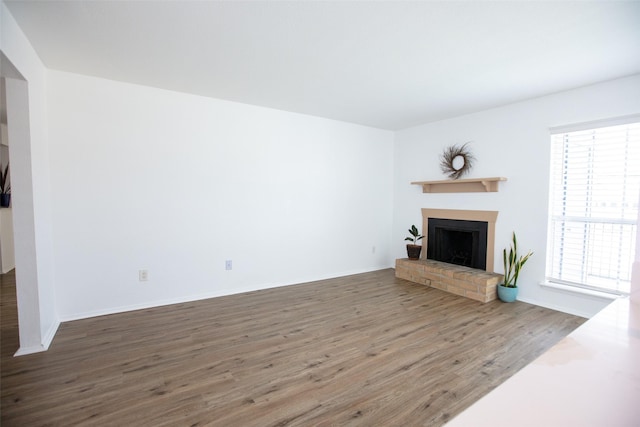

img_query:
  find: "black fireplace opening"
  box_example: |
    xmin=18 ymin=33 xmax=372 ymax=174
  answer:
xmin=427 ymin=218 xmax=488 ymax=270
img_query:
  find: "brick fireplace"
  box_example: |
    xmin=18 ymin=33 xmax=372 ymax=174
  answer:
xmin=395 ymin=208 xmax=503 ymax=303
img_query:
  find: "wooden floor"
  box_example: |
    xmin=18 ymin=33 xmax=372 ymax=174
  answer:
xmin=1 ymin=269 xmax=585 ymax=426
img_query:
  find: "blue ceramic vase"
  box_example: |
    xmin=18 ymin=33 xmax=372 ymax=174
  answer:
xmin=497 ymin=284 xmax=518 ymax=302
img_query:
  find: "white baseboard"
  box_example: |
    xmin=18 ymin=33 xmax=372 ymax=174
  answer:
xmin=13 ymin=319 xmax=61 ymax=356
xmin=42 ymin=319 xmax=61 ymax=349
xmin=59 ymin=266 xmax=394 ymax=322
xmin=58 ymin=289 xmax=235 ymax=322
xmin=14 ymin=344 xmax=46 ymax=356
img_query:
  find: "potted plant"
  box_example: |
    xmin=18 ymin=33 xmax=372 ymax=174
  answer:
xmin=404 ymin=224 xmax=424 ymax=260
xmin=498 ymin=232 xmax=533 ymax=302
xmin=0 ymin=163 xmax=10 ymax=208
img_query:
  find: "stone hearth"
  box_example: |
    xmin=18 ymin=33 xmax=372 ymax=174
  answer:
xmin=395 ymin=258 xmax=503 ymax=303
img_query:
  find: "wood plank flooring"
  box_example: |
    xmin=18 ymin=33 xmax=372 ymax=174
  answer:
xmin=1 ymin=269 xmax=585 ymax=426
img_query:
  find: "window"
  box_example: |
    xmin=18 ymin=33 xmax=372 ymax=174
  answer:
xmin=547 ymin=119 xmax=640 ymax=295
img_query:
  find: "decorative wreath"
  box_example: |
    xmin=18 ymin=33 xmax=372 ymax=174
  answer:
xmin=440 ymin=142 xmax=475 ymax=180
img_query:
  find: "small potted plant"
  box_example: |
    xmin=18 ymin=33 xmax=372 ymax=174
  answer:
xmin=0 ymin=163 xmax=10 ymax=208
xmin=498 ymin=232 xmax=533 ymax=302
xmin=404 ymin=224 xmax=424 ymax=260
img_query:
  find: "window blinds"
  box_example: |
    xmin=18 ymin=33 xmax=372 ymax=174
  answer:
xmin=547 ymin=121 xmax=640 ymax=295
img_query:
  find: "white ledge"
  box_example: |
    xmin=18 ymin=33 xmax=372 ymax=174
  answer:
xmin=540 ymin=281 xmax=621 ymax=300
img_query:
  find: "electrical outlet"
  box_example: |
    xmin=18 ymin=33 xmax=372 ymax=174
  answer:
xmin=372 ymin=246 xmax=376 ymax=254
xmin=225 ymin=260 xmax=232 ymax=270
xmin=139 ymin=269 xmax=149 ymax=281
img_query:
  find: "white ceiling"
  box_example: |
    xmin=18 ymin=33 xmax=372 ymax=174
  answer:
xmin=4 ymin=1 xmax=640 ymax=130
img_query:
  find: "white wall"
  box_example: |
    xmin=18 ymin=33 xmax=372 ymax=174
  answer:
xmin=1 ymin=3 xmax=58 ymax=354
xmin=47 ymin=71 xmax=394 ymax=320
xmin=393 ymin=74 xmax=640 ymax=318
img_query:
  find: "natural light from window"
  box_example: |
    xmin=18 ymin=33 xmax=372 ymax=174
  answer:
xmin=547 ymin=120 xmax=640 ymax=295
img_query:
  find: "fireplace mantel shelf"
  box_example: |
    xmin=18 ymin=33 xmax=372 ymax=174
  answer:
xmin=411 ymin=177 xmax=507 ymax=193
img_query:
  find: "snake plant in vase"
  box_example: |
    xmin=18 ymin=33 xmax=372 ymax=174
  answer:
xmin=498 ymin=232 xmax=533 ymax=302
